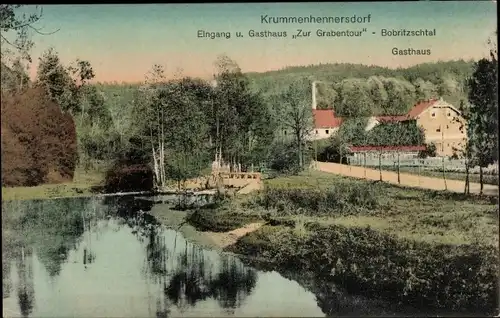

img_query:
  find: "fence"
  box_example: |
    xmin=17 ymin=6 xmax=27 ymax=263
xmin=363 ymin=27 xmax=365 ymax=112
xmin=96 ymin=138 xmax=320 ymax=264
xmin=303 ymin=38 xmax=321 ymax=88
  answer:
xmin=313 ymin=161 xmax=499 ymax=196
xmin=347 ymin=155 xmax=499 ymax=175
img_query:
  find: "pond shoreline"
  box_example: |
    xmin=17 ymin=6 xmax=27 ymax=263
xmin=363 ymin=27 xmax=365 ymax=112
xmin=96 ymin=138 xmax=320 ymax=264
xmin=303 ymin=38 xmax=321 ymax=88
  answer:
xmin=150 ymin=204 xmax=493 ymax=317
xmin=172 ymin=177 xmax=498 ymax=316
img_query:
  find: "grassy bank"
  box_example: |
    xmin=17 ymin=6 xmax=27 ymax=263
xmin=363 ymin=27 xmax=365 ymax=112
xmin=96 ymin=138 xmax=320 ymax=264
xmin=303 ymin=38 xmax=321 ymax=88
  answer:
xmin=187 ymin=170 xmax=499 ymax=314
xmin=1 ymin=168 xmax=105 ymax=201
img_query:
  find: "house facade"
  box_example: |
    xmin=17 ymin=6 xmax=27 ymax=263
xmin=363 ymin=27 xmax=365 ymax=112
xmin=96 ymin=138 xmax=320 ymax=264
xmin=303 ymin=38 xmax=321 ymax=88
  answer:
xmin=310 ymin=109 xmax=342 ymax=140
xmin=311 ymin=97 xmax=467 ymax=157
xmin=411 ymin=99 xmax=467 ymax=156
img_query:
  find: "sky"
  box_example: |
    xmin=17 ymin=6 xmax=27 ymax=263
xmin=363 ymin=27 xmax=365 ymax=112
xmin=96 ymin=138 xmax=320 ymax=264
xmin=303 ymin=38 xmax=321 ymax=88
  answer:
xmin=8 ymin=2 xmax=498 ymax=83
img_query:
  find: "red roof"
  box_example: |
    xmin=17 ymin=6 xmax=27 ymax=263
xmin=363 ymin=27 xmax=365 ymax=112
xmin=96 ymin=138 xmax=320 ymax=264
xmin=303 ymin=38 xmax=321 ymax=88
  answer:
xmin=348 ymin=145 xmax=426 ymax=152
xmin=312 ymin=99 xmax=439 ymax=129
xmin=313 ymin=109 xmax=342 ymax=128
xmin=407 ymin=99 xmax=438 ymax=118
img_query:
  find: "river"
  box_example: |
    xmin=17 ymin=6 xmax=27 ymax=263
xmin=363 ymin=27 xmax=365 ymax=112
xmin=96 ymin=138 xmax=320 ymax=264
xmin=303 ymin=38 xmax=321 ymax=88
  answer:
xmin=2 ymin=195 xmax=410 ymax=317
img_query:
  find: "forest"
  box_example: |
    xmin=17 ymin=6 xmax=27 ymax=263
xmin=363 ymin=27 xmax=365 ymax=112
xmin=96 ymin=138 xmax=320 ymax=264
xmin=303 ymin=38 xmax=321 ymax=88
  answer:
xmin=1 ymin=5 xmax=497 ymax=193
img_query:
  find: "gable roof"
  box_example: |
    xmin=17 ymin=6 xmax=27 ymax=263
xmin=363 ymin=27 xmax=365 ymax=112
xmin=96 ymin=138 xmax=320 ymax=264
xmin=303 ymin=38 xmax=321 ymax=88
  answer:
xmin=313 ymin=109 xmax=342 ymax=128
xmin=407 ymin=98 xmax=439 ymax=118
xmin=312 ymin=98 xmax=445 ymax=129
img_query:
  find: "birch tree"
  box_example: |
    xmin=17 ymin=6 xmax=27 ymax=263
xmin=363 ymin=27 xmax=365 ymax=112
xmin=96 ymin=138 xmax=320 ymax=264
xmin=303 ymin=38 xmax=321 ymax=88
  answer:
xmin=280 ymin=79 xmax=314 ymax=168
xmin=140 ymin=64 xmax=168 ymax=189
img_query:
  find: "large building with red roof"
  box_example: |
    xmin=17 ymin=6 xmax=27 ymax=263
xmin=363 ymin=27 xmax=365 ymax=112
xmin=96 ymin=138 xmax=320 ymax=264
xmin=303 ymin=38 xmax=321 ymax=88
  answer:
xmin=311 ymin=97 xmax=467 ymax=157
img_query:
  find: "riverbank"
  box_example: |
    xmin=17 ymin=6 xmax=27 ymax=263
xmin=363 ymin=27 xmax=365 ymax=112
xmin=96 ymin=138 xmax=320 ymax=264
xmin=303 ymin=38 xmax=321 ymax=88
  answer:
xmin=1 ymin=168 xmax=105 ymax=201
xmin=183 ymin=170 xmax=499 ymax=314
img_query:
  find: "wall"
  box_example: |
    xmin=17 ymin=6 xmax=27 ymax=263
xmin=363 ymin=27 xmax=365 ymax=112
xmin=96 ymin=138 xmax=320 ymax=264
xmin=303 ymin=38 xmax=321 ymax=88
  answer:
xmin=310 ymin=127 xmax=339 ymax=140
xmin=416 ymin=101 xmax=467 ymax=156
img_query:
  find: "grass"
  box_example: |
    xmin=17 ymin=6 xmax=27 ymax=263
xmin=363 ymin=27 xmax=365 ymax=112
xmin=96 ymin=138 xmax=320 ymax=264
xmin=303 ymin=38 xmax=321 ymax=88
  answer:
xmin=379 ymin=165 xmax=498 ymax=185
xmin=1 ymin=167 xmax=105 ymax=201
xmin=260 ymin=170 xmax=498 ymax=246
xmin=212 ymin=170 xmax=499 ymax=313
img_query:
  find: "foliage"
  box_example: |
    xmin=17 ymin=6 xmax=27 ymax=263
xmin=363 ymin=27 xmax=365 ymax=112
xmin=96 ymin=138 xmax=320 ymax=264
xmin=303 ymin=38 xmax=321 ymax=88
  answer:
xmin=418 ymin=143 xmax=437 ymax=158
xmin=267 ymin=140 xmax=302 ymax=174
xmin=230 ymin=223 xmax=498 ymax=314
xmin=279 ymin=78 xmax=314 ymax=168
xmin=466 ymin=58 xmax=498 ymax=167
xmin=104 ymin=163 xmax=154 ymax=193
xmin=35 ymin=48 xmax=95 ymax=115
xmin=1 ymin=87 xmax=77 ymax=187
xmin=257 ymin=186 xmax=378 ymax=216
xmin=247 ymin=60 xmax=472 ymax=116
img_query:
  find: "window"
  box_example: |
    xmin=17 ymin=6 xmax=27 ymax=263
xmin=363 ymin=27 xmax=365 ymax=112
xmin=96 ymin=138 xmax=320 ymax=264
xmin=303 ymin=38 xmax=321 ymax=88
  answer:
xmin=436 ymin=128 xmax=441 ymax=132
xmin=315 ymin=130 xmax=318 ymax=135
xmin=325 ymin=129 xmax=330 ymax=134
xmin=431 ymin=112 xmax=436 ymax=118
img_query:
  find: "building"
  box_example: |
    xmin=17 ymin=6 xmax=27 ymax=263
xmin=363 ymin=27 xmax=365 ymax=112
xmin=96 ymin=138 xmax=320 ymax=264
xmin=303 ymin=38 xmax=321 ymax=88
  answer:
xmin=311 ymin=109 xmax=343 ymax=140
xmin=408 ymin=98 xmax=467 ymax=157
xmin=311 ymin=97 xmax=467 ymax=157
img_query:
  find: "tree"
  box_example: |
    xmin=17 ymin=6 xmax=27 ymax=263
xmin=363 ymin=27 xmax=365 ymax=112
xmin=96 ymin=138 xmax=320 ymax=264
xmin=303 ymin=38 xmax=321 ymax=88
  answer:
xmin=35 ymin=48 xmax=95 ymax=115
xmin=336 ymin=117 xmax=369 ymax=147
xmin=466 ymin=38 xmax=498 ymax=194
xmin=336 ymin=78 xmax=373 ymax=117
xmin=1 ymin=5 xmax=58 ymax=91
xmin=212 ymin=55 xmax=274 ymax=169
xmin=158 ymin=79 xmax=210 ymax=191
xmin=280 ymin=79 xmax=314 ymax=168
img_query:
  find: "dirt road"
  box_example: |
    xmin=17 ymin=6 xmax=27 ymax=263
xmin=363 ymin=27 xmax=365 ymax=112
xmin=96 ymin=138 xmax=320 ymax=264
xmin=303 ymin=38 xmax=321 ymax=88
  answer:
xmin=312 ymin=161 xmax=498 ymax=196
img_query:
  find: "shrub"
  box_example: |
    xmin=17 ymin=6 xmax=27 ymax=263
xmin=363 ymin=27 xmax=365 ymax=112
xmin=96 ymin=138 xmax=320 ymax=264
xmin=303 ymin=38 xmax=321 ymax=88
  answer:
xmin=186 ymin=208 xmax=261 ymax=232
xmin=257 ymin=185 xmax=378 ymax=216
xmin=229 ymin=223 xmax=499 ymax=314
xmin=1 ymin=87 xmax=77 ymax=186
xmin=104 ymin=162 xmax=154 ymax=193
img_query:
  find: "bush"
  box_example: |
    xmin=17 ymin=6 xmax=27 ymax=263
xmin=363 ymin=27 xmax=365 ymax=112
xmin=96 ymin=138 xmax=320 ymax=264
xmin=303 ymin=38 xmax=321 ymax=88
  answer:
xmin=418 ymin=143 xmax=437 ymax=158
xmin=267 ymin=140 xmax=313 ymax=174
xmin=104 ymin=162 xmax=154 ymax=193
xmin=229 ymin=223 xmax=499 ymax=314
xmin=1 ymin=87 xmax=77 ymax=186
xmin=186 ymin=208 xmax=261 ymax=232
xmin=257 ymin=185 xmax=378 ymax=216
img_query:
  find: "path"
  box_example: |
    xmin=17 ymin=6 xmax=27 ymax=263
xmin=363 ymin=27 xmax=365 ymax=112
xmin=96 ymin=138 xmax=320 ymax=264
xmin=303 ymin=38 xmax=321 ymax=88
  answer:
xmin=312 ymin=161 xmax=498 ymax=196
xmin=207 ymin=223 xmax=264 ymax=248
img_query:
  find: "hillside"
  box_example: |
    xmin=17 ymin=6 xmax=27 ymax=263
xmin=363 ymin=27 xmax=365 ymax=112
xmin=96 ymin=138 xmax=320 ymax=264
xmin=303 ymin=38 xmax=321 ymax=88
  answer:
xmin=93 ymin=60 xmax=474 ymax=120
xmin=246 ymin=60 xmax=474 ymax=116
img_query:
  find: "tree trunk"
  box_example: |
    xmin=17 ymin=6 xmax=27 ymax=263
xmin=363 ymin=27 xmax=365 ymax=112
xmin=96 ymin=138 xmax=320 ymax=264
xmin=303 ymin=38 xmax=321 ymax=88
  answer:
xmin=297 ymin=134 xmax=303 ymax=168
xmin=479 ymin=166 xmax=484 ymax=195
xmin=397 ymin=152 xmax=401 ymax=184
xmin=417 ymin=158 xmax=421 ymax=186
xmin=379 ymin=151 xmax=382 ymax=181
xmin=464 ymin=158 xmax=470 ymax=194
xmin=363 ymin=152 xmax=367 ymax=179
xmin=441 ymin=155 xmax=447 ymax=190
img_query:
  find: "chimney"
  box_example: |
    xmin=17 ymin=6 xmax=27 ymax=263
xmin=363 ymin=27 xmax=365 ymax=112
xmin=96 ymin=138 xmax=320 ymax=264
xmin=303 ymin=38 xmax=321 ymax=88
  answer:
xmin=312 ymin=81 xmax=317 ymax=110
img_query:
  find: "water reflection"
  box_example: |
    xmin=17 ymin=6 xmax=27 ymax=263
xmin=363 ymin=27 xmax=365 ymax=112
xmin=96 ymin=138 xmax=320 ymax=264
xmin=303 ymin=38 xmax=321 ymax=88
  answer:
xmin=141 ymin=217 xmax=258 ymax=315
xmin=2 ymin=196 xmax=324 ymax=317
